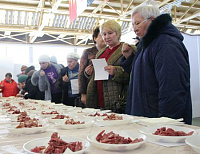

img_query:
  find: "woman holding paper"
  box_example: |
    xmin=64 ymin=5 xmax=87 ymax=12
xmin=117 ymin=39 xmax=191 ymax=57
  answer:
xmin=55 ymin=52 xmax=80 ymax=106
xmin=86 ymin=20 xmax=136 ymax=113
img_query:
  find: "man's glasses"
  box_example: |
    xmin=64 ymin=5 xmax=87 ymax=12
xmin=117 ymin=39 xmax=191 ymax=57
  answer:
xmin=132 ymin=17 xmax=151 ymax=28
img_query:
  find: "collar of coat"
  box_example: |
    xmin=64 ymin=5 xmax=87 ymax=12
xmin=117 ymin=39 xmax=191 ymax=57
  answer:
xmin=137 ymin=14 xmax=172 ymax=51
xmin=96 ymin=42 xmax=124 ymax=65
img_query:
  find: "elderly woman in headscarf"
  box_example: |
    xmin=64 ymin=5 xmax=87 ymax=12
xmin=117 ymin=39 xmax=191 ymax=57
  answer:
xmin=55 ymin=52 xmax=80 ymax=106
xmin=86 ymin=20 xmax=136 ymax=113
xmin=31 ymin=55 xmax=62 ymax=103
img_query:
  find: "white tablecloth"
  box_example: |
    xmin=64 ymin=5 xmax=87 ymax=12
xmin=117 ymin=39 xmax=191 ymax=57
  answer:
xmin=0 ymin=116 xmax=199 ymax=154
xmin=0 ymin=98 xmax=198 ymax=154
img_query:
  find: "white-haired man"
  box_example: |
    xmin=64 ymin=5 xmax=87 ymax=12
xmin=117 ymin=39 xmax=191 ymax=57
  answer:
xmin=123 ymin=5 xmax=192 ymax=124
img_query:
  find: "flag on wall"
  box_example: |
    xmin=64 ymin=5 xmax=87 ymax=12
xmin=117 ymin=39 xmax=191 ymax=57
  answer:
xmin=69 ymin=0 xmax=87 ymax=23
xmin=69 ymin=0 xmax=77 ymax=23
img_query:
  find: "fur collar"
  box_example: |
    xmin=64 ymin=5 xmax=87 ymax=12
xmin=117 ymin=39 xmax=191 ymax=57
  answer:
xmin=138 ymin=14 xmax=172 ymax=50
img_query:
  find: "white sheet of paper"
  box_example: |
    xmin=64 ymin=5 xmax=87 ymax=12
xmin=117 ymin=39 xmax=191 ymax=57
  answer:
xmin=92 ymin=58 xmax=109 ymax=81
xmin=70 ymin=79 xmax=79 ymax=94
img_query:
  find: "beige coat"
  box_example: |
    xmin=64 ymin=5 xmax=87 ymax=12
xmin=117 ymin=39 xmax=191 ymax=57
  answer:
xmin=86 ymin=43 xmax=130 ymax=110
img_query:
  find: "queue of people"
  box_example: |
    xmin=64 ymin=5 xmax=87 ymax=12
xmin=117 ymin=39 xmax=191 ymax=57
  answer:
xmin=0 ymin=4 xmax=192 ymax=125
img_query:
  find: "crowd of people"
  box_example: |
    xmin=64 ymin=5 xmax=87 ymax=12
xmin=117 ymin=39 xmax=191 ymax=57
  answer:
xmin=0 ymin=5 xmax=192 ymax=124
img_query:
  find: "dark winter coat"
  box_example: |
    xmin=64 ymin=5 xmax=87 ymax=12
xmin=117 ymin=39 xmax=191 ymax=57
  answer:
xmin=24 ymin=76 xmax=44 ymax=100
xmin=126 ymin=14 xmax=192 ymax=124
xmin=55 ymin=64 xmax=79 ymax=105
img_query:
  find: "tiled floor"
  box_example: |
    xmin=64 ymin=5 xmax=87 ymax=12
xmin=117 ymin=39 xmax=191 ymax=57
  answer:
xmin=192 ymin=117 xmax=200 ymax=127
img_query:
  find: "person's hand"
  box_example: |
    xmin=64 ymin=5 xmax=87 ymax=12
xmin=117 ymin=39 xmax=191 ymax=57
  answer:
xmin=0 ymin=82 xmax=3 ymax=88
xmin=62 ymin=75 xmax=69 ymax=82
xmin=104 ymin=65 xmax=116 ymax=76
xmin=85 ymin=64 xmax=93 ymax=75
xmin=40 ymin=70 xmax=45 ymax=76
xmin=81 ymin=94 xmax=86 ymax=104
xmin=122 ymin=43 xmax=134 ymax=59
xmin=16 ymin=94 xmax=23 ymax=97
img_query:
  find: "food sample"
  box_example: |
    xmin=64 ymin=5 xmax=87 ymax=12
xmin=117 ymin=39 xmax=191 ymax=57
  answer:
xmin=153 ymin=127 xmax=194 ymax=136
xmin=96 ymin=130 xmax=144 ymax=144
xmin=16 ymin=119 xmax=42 ymax=128
xmin=41 ymin=111 xmax=59 ymax=114
xmin=52 ymin=115 xmax=69 ymax=119
xmin=31 ymin=132 xmax=83 ymax=153
xmin=103 ymin=114 xmax=123 ymax=120
xmin=88 ymin=112 xmax=108 ymax=117
xmin=65 ymin=119 xmax=85 ymax=125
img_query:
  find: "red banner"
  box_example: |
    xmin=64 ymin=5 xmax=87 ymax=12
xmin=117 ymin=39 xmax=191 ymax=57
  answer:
xmin=69 ymin=0 xmax=77 ymax=23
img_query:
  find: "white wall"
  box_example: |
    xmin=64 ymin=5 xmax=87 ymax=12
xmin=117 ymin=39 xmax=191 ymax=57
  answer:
xmin=0 ymin=58 xmax=15 ymax=81
xmin=182 ymin=33 xmax=200 ymax=118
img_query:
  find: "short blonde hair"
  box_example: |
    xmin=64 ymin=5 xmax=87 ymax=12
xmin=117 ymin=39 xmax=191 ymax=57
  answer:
xmin=100 ymin=20 xmax=121 ymax=40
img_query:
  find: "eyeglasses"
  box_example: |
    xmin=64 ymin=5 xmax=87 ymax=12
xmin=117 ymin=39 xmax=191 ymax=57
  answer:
xmin=132 ymin=17 xmax=151 ymax=28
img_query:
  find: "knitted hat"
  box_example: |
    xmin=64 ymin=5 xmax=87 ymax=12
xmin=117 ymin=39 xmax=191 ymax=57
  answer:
xmin=21 ymin=65 xmax=28 ymax=71
xmin=25 ymin=65 xmax=35 ymax=75
xmin=67 ymin=52 xmax=80 ymax=61
xmin=27 ymin=70 xmax=35 ymax=77
xmin=18 ymin=75 xmax=28 ymax=83
xmin=50 ymin=56 xmax=57 ymax=64
xmin=38 ymin=55 xmax=50 ymax=63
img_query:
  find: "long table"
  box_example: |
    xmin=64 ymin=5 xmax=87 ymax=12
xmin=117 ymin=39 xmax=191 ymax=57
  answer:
xmin=0 ymin=99 xmax=199 ymax=154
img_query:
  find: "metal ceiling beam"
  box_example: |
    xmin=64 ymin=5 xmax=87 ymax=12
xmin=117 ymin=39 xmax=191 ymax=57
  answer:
xmin=174 ymin=6 xmax=177 ymax=22
xmin=92 ymin=1 xmax=107 ymax=14
xmin=45 ymin=33 xmax=73 ymax=45
xmin=176 ymin=24 xmax=200 ymax=29
xmin=0 ymin=25 xmax=92 ymax=34
xmin=124 ymin=0 xmax=134 ymax=13
xmin=76 ymin=36 xmax=88 ymax=45
xmin=159 ymin=0 xmax=172 ymax=7
xmin=0 ymin=33 xmax=27 ymax=43
xmin=120 ymin=0 xmax=123 ymax=15
xmin=175 ymin=10 xmax=200 ymax=25
xmin=106 ymin=3 xmax=121 ymax=16
xmin=30 ymin=0 xmax=63 ymax=43
xmin=119 ymin=0 xmax=150 ymax=18
xmin=177 ymin=0 xmax=199 ymax=22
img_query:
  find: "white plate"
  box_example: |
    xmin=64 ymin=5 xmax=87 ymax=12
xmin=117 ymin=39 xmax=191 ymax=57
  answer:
xmin=23 ymin=136 xmax=90 ymax=154
xmin=139 ymin=117 xmax=184 ymax=126
xmin=185 ymin=135 xmax=200 ymax=153
xmin=87 ymin=130 xmax=146 ymax=151
xmin=57 ymin=120 xmax=94 ymax=130
xmin=8 ymin=125 xmax=48 ymax=135
xmin=99 ymin=110 xmax=112 ymax=113
xmin=140 ymin=125 xmax=196 ymax=143
xmin=95 ymin=114 xmax=133 ymax=126
xmin=82 ymin=108 xmax=100 ymax=114
xmin=48 ymin=116 xmax=70 ymax=123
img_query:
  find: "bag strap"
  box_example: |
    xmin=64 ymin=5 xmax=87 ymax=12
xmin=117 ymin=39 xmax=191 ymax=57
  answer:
xmin=119 ymin=84 xmax=125 ymax=100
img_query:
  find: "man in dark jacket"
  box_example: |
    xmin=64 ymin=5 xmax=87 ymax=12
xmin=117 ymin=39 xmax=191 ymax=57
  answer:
xmin=24 ymin=70 xmax=45 ymax=100
xmin=124 ymin=5 xmax=192 ymax=124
